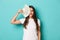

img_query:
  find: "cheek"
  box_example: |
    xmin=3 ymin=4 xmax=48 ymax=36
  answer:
xmin=30 ymin=11 xmax=34 ymax=15
xmin=30 ymin=12 xmax=33 ymax=15
xmin=32 ymin=12 xmax=33 ymax=13
xmin=32 ymin=12 xmax=34 ymax=15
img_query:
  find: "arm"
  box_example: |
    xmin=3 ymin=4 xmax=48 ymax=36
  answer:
xmin=38 ymin=26 xmax=41 ymax=40
xmin=11 ymin=9 xmax=23 ymax=24
xmin=37 ymin=19 xmax=41 ymax=40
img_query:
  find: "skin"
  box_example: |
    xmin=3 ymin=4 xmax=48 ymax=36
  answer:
xmin=11 ymin=8 xmax=40 ymax=40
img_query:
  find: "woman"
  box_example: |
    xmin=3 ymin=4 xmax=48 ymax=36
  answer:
xmin=11 ymin=5 xmax=41 ymax=40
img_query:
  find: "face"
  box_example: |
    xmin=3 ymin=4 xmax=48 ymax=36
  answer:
xmin=29 ymin=8 xmax=34 ymax=17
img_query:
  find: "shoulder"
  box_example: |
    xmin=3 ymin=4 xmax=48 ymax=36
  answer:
xmin=37 ymin=18 xmax=40 ymax=22
xmin=37 ymin=18 xmax=41 ymax=26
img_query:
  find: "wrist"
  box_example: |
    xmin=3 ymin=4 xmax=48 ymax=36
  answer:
xmin=17 ymin=12 xmax=20 ymax=14
xmin=18 ymin=12 xmax=20 ymax=14
xmin=16 ymin=12 xmax=19 ymax=15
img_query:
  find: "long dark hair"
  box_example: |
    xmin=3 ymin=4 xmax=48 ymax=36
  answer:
xmin=23 ymin=5 xmax=40 ymax=32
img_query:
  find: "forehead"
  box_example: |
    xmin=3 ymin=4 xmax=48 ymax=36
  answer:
xmin=29 ymin=8 xmax=33 ymax=10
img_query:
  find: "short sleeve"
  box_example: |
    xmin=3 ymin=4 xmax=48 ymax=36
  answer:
xmin=37 ymin=19 xmax=41 ymax=27
xmin=19 ymin=18 xmax=25 ymax=24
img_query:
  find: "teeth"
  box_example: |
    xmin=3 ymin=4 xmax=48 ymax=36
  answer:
xmin=22 ymin=4 xmax=30 ymax=17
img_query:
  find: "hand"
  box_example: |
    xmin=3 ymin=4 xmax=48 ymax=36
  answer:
xmin=18 ymin=9 xmax=23 ymax=13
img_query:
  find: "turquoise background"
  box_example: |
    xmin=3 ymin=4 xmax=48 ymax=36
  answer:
xmin=0 ymin=0 xmax=60 ymax=40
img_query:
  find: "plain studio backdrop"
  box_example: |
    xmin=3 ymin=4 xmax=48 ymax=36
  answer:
xmin=0 ymin=0 xmax=60 ymax=40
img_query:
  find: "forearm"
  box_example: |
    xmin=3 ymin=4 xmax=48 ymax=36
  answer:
xmin=38 ymin=31 xmax=40 ymax=40
xmin=11 ymin=12 xmax=19 ymax=22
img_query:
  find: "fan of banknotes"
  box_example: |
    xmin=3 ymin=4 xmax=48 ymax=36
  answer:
xmin=22 ymin=4 xmax=30 ymax=17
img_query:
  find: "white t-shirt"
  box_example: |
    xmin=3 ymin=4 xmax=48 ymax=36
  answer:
xmin=19 ymin=18 xmax=40 ymax=40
